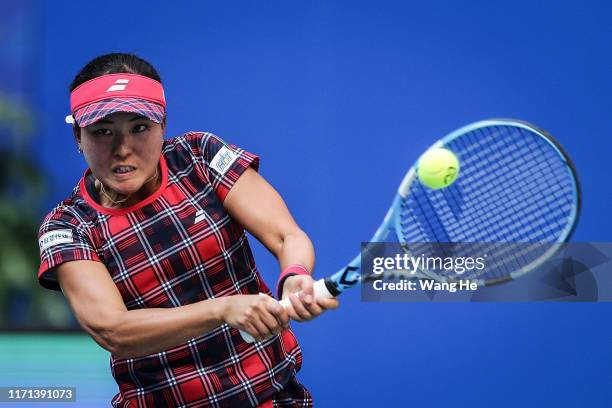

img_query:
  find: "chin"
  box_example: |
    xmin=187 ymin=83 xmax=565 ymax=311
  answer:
xmin=107 ymin=179 xmax=142 ymax=195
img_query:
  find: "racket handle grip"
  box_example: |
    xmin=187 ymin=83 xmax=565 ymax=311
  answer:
xmin=239 ymin=278 xmax=333 ymax=343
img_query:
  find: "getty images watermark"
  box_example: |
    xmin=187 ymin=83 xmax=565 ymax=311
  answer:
xmin=360 ymin=242 xmax=612 ymax=302
xmin=370 ymin=252 xmax=486 ymax=292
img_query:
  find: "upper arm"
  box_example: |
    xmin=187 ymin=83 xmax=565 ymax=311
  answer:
xmin=194 ymin=133 xmax=260 ymax=202
xmin=55 ymin=260 xmax=127 ymax=351
xmin=223 ymin=168 xmax=301 ymax=254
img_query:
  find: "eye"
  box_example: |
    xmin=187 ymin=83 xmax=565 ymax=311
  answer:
xmin=93 ymin=128 xmax=112 ymax=136
xmin=133 ymin=124 xmax=149 ymax=133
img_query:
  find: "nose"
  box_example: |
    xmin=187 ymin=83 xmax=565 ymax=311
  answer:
xmin=112 ymin=131 xmax=133 ymax=159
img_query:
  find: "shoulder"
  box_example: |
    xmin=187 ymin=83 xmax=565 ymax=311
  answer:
xmin=163 ymin=131 xmax=229 ymax=156
xmin=163 ymin=132 xmax=260 ymax=201
xmin=162 ymin=131 xmax=244 ymax=172
xmin=39 ymin=188 xmax=97 ymax=239
xmin=38 ymin=193 xmax=102 ymax=291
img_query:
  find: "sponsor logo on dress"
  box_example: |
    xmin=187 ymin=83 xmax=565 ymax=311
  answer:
xmin=210 ymin=146 xmax=238 ymax=175
xmin=194 ymin=210 xmax=206 ymax=224
xmin=39 ymin=229 xmax=74 ymax=251
xmin=210 ymin=146 xmax=238 ymax=174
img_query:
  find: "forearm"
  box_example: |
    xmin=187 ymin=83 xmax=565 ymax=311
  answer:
xmin=101 ymin=297 xmax=227 ymax=358
xmin=222 ymin=169 xmax=315 ymax=272
xmin=274 ymin=231 xmax=340 ymax=321
xmin=275 ymin=229 xmax=315 ymax=272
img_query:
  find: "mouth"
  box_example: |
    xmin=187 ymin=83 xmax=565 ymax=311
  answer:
xmin=112 ymin=165 xmax=136 ymax=175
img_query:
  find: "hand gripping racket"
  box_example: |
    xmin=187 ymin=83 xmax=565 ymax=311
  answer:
xmin=241 ymin=119 xmax=580 ymax=342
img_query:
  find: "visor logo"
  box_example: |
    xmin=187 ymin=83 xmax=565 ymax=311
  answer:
xmin=106 ymin=79 xmax=130 ymax=92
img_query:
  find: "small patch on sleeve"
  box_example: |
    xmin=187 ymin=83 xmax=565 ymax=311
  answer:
xmin=39 ymin=229 xmax=74 ymax=251
xmin=210 ymin=145 xmax=238 ymax=175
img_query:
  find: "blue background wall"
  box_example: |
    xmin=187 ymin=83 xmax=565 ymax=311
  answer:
xmin=27 ymin=0 xmax=612 ymax=406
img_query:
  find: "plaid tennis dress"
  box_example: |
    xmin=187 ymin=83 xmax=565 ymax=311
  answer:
xmin=37 ymin=132 xmax=312 ymax=408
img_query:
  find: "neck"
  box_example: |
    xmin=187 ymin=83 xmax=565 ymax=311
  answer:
xmin=96 ymin=166 xmax=160 ymax=208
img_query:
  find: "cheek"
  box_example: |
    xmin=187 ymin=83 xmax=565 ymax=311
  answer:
xmin=81 ymin=134 xmax=110 ymax=155
xmin=81 ymin=147 xmax=103 ymax=167
xmin=143 ymin=134 xmax=164 ymax=156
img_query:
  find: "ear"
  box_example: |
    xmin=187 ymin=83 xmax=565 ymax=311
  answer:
xmin=161 ymin=117 xmax=167 ymax=133
xmin=72 ymin=125 xmax=81 ymax=146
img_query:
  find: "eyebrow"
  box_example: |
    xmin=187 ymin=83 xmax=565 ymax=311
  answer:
xmin=91 ymin=115 xmax=147 ymax=125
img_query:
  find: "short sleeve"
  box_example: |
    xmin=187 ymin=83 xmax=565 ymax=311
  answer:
xmin=37 ymin=208 xmax=100 ymax=291
xmin=196 ymin=133 xmax=260 ymax=202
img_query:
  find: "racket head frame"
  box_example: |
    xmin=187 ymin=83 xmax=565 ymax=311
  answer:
xmin=394 ymin=118 xmax=581 ymax=285
xmin=328 ymin=118 xmax=581 ymax=292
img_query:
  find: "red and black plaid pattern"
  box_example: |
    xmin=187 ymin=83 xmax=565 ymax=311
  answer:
xmin=38 ymin=132 xmax=312 ymax=408
xmin=73 ymin=97 xmax=165 ymax=127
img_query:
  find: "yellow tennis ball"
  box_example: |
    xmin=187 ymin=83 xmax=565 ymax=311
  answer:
xmin=417 ymin=148 xmax=460 ymax=189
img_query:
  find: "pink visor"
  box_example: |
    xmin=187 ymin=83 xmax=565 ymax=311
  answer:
xmin=67 ymin=73 xmax=166 ymax=127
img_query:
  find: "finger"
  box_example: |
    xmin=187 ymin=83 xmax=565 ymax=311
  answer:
xmin=250 ymin=315 xmax=274 ymax=341
xmin=255 ymin=298 xmax=283 ymax=334
xmin=302 ymin=296 xmax=323 ymax=316
xmin=282 ymin=301 xmax=298 ymax=322
xmin=242 ymin=321 xmax=265 ymax=343
xmin=299 ymin=279 xmax=315 ymax=306
xmin=254 ymin=294 xmax=281 ymax=335
xmin=317 ymin=297 xmax=339 ymax=310
xmin=265 ymin=300 xmax=290 ymax=329
xmin=297 ymin=279 xmax=323 ymax=316
xmin=289 ymin=293 xmax=312 ymax=321
xmin=259 ymin=307 xmax=283 ymax=335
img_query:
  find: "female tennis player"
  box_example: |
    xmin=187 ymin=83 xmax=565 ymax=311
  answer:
xmin=37 ymin=53 xmax=338 ymax=408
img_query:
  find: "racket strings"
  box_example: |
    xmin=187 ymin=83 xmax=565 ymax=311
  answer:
xmin=398 ymin=124 xmax=578 ymax=283
xmin=405 ymin=126 xmax=575 ymax=241
xmin=451 ymin=128 xmax=570 ymax=236
xmin=401 ymin=131 xmax=566 ymax=242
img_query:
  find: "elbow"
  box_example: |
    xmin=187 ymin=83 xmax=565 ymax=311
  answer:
xmin=81 ymin=317 xmax=125 ymax=357
xmin=110 ymin=347 xmax=135 ymax=359
xmin=273 ymin=226 xmax=307 ymax=255
xmin=93 ymin=327 xmax=142 ymax=359
xmin=101 ymin=332 xmax=125 ymax=357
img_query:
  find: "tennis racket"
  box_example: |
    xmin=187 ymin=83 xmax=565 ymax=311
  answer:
xmin=241 ymin=118 xmax=580 ymax=342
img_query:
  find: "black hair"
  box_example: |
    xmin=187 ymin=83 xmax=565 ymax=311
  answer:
xmin=69 ymin=53 xmax=162 ymax=92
